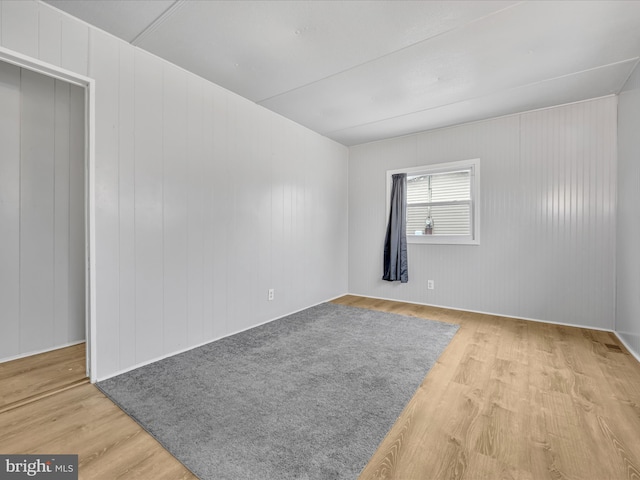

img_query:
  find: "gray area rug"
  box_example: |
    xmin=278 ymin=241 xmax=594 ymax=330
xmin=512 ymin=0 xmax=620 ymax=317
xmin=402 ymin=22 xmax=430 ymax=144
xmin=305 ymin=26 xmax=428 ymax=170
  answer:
xmin=97 ymin=303 xmax=459 ymax=480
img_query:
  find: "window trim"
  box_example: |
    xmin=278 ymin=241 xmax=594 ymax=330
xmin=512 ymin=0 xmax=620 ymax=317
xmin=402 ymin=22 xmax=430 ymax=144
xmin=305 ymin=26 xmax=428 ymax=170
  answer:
xmin=386 ymin=159 xmax=480 ymax=245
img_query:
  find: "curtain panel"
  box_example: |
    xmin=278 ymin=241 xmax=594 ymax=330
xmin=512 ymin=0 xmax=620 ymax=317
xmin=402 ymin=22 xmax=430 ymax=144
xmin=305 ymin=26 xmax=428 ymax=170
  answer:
xmin=383 ymin=173 xmax=408 ymax=283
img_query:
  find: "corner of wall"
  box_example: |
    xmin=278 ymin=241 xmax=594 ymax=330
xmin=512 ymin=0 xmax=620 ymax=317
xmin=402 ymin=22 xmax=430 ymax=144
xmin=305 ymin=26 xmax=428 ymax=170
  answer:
xmin=615 ymin=60 xmax=640 ymax=361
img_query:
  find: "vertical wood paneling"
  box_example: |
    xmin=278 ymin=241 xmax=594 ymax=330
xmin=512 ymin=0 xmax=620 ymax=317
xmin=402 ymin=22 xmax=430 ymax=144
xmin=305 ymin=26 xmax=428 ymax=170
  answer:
xmin=304 ymin=133 xmax=323 ymax=308
xmin=617 ymin=63 xmax=640 ymax=358
xmin=226 ymin=99 xmax=243 ymax=330
xmin=20 ymin=68 xmax=55 ymax=353
xmin=27 ymin=2 xmax=88 ymax=74
xmin=232 ymin=99 xmax=260 ymax=331
xmin=68 ymin=83 xmax=85 ymax=342
xmin=250 ymin=106 xmax=268 ymax=322
xmin=201 ymin=85 xmax=215 ymax=340
xmin=53 ymin=80 xmax=70 ymax=347
xmin=118 ymin=42 xmax=136 ymax=369
xmin=293 ymin=131 xmax=308 ymax=310
xmin=280 ymin=125 xmax=294 ymax=310
xmin=162 ymin=64 xmax=189 ymax=354
xmin=38 ymin=6 xmax=61 ymax=66
xmin=226 ymin=99 xmax=241 ymax=329
xmin=0 ymin=59 xmax=85 ymax=362
xmin=296 ymin=133 xmax=309 ymax=307
xmin=186 ymin=75 xmax=205 ymax=344
xmin=520 ymin=100 xmax=616 ymax=328
xmin=1 ymin=1 xmax=38 ymax=57
xmin=270 ymin=117 xmax=286 ymax=317
xmin=210 ymin=87 xmax=230 ymax=340
xmin=90 ymin=29 xmax=120 ymax=375
xmin=0 ymin=61 xmax=21 ymax=359
xmin=60 ymin=17 xmax=88 ymax=75
xmin=256 ymin=107 xmax=274 ymax=321
xmin=349 ymin=97 xmax=616 ymax=330
xmin=1 ymin=1 xmax=349 ymax=378
xmin=133 ymin=50 xmax=164 ymax=364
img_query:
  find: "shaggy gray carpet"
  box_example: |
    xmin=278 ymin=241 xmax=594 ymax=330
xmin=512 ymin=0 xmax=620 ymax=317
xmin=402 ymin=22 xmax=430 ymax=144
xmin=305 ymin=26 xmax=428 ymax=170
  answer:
xmin=97 ymin=303 xmax=458 ymax=480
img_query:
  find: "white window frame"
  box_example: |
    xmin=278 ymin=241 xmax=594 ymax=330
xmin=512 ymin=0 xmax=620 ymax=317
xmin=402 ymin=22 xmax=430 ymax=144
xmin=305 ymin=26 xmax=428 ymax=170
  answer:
xmin=386 ymin=158 xmax=480 ymax=245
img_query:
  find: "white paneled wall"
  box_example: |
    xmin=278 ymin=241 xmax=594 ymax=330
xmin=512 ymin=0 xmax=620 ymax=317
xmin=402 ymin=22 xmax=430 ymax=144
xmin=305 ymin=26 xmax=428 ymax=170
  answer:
xmin=349 ymin=97 xmax=617 ymax=329
xmin=617 ymin=62 xmax=640 ymax=359
xmin=0 ymin=1 xmax=348 ymax=380
xmin=0 ymin=61 xmax=85 ymax=361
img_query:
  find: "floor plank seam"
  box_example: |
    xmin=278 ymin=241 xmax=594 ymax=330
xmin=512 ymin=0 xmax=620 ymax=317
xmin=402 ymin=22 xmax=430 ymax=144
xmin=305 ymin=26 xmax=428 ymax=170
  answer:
xmin=0 ymin=377 xmax=90 ymax=415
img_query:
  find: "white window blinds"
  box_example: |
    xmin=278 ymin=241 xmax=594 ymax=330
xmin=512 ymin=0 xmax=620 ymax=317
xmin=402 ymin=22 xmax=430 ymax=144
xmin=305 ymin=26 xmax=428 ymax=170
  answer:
xmin=406 ymin=170 xmax=471 ymax=236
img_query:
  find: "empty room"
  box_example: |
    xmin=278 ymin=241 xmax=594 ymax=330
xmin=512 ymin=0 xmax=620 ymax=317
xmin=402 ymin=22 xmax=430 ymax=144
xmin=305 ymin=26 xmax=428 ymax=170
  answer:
xmin=1 ymin=1 xmax=640 ymax=479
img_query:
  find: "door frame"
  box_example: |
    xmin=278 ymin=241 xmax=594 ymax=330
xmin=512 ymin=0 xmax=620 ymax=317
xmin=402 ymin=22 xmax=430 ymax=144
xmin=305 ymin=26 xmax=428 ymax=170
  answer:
xmin=0 ymin=46 xmax=97 ymax=382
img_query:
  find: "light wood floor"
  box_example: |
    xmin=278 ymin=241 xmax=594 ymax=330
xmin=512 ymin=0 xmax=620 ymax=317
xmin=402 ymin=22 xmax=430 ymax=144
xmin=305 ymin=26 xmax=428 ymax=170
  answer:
xmin=1 ymin=296 xmax=639 ymax=479
xmin=0 ymin=343 xmax=196 ymax=479
xmin=0 ymin=343 xmax=88 ymax=413
xmin=334 ymin=295 xmax=640 ymax=480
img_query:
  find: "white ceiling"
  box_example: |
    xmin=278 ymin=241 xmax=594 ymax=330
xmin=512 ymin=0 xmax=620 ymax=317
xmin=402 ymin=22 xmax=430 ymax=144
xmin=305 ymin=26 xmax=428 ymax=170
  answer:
xmin=44 ymin=0 xmax=640 ymax=146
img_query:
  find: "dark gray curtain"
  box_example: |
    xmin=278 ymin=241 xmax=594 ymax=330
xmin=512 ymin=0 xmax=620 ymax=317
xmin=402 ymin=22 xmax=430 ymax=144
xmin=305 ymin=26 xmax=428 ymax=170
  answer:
xmin=383 ymin=173 xmax=408 ymax=283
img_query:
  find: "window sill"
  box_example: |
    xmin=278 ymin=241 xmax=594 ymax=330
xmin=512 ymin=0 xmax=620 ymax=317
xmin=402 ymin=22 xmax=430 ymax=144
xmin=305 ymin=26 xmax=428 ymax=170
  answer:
xmin=408 ymin=234 xmax=479 ymax=245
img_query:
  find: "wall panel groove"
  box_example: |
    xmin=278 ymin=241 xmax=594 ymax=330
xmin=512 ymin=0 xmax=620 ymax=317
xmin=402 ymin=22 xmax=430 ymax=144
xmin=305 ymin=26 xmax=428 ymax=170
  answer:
xmin=349 ymin=97 xmax=616 ymax=330
xmin=0 ymin=59 xmax=85 ymax=363
xmin=0 ymin=0 xmax=349 ymax=378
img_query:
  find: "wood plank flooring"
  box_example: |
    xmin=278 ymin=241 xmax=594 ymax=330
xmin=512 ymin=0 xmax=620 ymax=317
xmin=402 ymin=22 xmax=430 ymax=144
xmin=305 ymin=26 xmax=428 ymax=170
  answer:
xmin=1 ymin=296 xmax=639 ymax=479
xmin=0 ymin=343 xmax=88 ymax=413
xmin=0 ymin=343 xmax=196 ymax=479
xmin=0 ymin=384 xmax=196 ymax=479
xmin=332 ymin=295 xmax=640 ymax=480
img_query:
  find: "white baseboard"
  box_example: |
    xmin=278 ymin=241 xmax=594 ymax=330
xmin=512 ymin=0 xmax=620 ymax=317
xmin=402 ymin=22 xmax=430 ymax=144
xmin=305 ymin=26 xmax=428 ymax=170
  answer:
xmin=613 ymin=331 xmax=640 ymax=364
xmin=346 ymin=292 xmax=640 ymax=364
xmin=96 ymin=293 xmax=349 ymax=382
xmin=0 ymin=340 xmax=86 ymax=365
xmin=346 ymin=292 xmax=615 ymax=332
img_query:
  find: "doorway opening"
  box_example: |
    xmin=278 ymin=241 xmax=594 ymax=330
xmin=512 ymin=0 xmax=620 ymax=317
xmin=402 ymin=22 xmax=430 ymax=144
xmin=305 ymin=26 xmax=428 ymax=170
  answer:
xmin=0 ymin=47 xmax=96 ymax=387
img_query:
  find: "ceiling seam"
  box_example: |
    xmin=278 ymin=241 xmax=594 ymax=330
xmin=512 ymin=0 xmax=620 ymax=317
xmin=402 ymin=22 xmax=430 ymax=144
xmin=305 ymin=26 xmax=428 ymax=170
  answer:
xmin=617 ymin=58 xmax=640 ymax=94
xmin=324 ymin=57 xmax=640 ymax=137
xmin=339 ymin=94 xmax=618 ymax=147
xmin=130 ymin=0 xmax=188 ymax=46
xmin=256 ymin=1 xmax=524 ymax=105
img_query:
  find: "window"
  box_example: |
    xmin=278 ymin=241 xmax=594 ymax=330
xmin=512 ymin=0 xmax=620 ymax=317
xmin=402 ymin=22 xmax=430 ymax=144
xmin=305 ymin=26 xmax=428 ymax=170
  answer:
xmin=387 ymin=159 xmax=480 ymax=245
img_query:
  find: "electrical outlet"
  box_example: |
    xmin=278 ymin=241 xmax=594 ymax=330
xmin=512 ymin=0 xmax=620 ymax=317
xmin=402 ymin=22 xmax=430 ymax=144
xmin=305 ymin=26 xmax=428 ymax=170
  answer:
xmin=427 ymin=280 xmax=434 ymax=290
xmin=268 ymin=288 xmax=275 ymax=301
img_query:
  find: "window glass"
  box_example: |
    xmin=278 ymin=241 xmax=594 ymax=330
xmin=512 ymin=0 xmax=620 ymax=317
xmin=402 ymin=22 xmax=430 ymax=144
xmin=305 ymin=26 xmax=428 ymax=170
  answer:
xmin=386 ymin=159 xmax=480 ymax=245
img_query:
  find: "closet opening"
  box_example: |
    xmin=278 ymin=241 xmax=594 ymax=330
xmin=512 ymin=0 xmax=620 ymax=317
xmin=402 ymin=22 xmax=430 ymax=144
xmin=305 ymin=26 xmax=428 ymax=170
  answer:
xmin=0 ymin=47 xmax=96 ymax=389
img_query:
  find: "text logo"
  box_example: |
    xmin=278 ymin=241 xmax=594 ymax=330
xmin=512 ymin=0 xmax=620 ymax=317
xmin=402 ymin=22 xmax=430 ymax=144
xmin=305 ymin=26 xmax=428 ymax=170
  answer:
xmin=0 ymin=455 xmax=77 ymax=480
